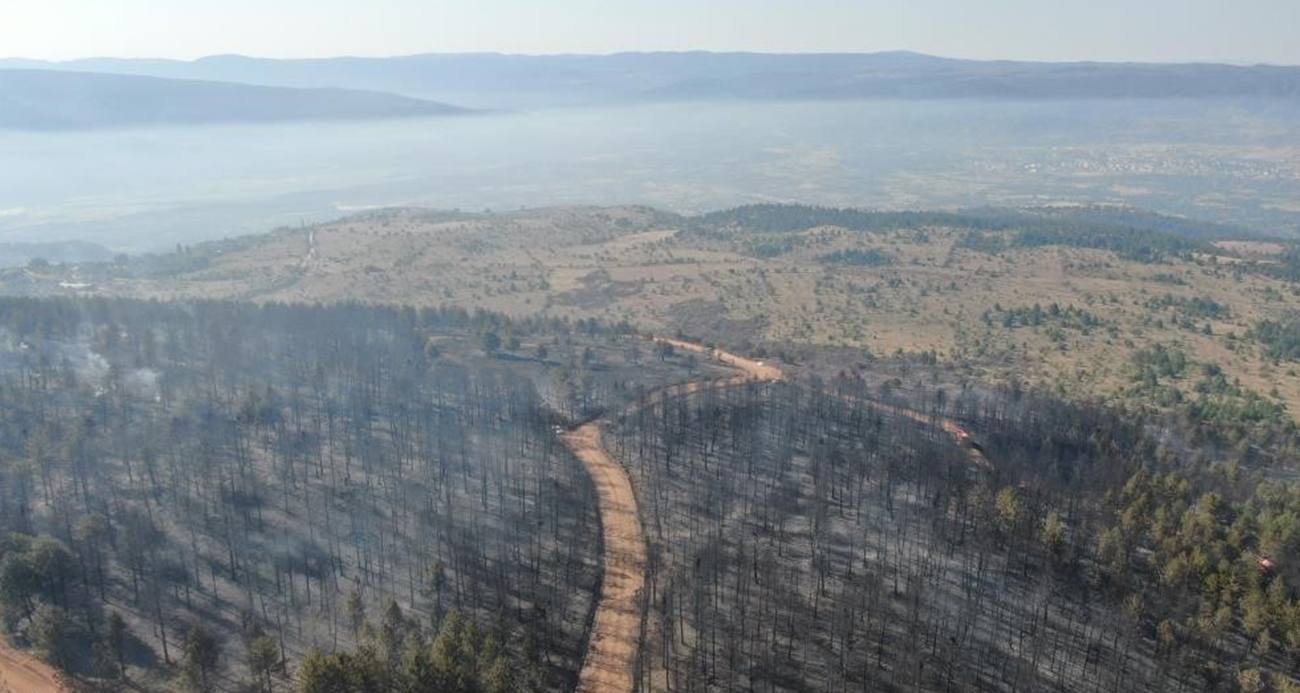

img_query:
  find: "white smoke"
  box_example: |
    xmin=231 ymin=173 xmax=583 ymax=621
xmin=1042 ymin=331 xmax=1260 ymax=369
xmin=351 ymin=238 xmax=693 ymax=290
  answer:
xmin=68 ymin=347 xmax=111 ymax=388
xmin=123 ymin=368 xmax=162 ymax=401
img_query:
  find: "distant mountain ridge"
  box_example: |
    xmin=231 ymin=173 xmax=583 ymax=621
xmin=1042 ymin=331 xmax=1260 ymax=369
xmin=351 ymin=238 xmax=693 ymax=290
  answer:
xmin=2 ymin=51 xmax=1298 ymax=108
xmin=0 ymin=69 xmax=474 ymax=129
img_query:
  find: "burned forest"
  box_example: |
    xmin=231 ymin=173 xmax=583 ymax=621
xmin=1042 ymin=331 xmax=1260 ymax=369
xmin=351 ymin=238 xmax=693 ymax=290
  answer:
xmin=6 ymin=4 xmax=1300 ymax=689
xmin=612 ymin=371 xmax=1300 ymax=693
xmin=1 ymin=282 xmax=1299 ymax=693
xmin=1 ymin=212 xmax=1300 ymax=693
xmin=1 ymin=291 xmax=1300 ymax=693
xmin=0 ymin=297 xmax=713 ymax=693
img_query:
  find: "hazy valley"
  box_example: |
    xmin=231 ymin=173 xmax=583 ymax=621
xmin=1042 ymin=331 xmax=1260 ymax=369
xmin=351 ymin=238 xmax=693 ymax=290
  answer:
xmin=1 ymin=97 xmax=1298 ymax=255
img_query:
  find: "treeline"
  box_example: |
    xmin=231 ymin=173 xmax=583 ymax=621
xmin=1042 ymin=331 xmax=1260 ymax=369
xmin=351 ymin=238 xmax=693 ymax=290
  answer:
xmin=611 ymin=372 xmax=1300 ymax=693
xmin=1145 ymin=293 xmax=1231 ymax=320
xmin=687 ymin=204 xmax=1212 ymax=263
xmin=981 ymin=302 xmax=1106 ymax=331
xmin=688 ymin=205 xmax=1018 ymax=235
xmin=1125 ymin=343 xmax=1297 ymax=458
xmin=955 ymin=230 xmax=1007 ymax=254
xmin=0 ymin=296 xmax=618 ymax=692
xmin=1010 ymin=224 xmax=1204 ymax=262
xmin=975 ymin=382 xmax=1300 ymax=693
xmin=1015 ymin=205 xmax=1257 ymax=242
xmin=1260 ymin=245 xmax=1300 ymax=284
xmin=816 ymin=248 xmax=893 ymax=267
xmin=297 ymin=607 xmax=525 ymax=693
xmin=1254 ymin=317 xmax=1300 ymax=361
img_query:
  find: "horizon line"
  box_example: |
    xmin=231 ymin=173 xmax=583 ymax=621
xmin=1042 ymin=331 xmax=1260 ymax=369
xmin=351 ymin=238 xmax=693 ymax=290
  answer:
xmin=2 ymin=49 xmax=1296 ymax=69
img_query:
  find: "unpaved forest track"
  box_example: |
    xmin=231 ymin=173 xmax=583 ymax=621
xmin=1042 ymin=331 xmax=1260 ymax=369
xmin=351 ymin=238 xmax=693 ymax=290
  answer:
xmin=870 ymin=401 xmax=993 ymax=470
xmin=652 ymin=338 xmax=784 ymax=382
xmin=0 ymin=635 xmax=68 ymax=693
xmin=563 ymin=424 xmax=646 ymax=693
xmin=565 ymin=338 xmax=781 ymax=693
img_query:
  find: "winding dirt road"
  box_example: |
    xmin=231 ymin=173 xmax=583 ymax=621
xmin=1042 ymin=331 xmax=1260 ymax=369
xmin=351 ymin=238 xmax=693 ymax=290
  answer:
xmin=565 ymin=338 xmax=995 ymax=693
xmin=565 ymin=338 xmax=781 ymax=693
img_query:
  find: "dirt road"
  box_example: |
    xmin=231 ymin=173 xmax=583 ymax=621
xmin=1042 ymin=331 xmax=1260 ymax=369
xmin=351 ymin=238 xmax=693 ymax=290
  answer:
xmin=564 ymin=423 xmax=646 ymax=693
xmin=0 ymin=636 xmax=66 ymax=693
xmin=652 ymin=337 xmax=784 ymax=382
xmin=565 ymin=338 xmax=781 ymax=693
xmin=871 ymin=400 xmax=992 ymax=470
xmin=565 ymin=338 xmax=989 ymax=693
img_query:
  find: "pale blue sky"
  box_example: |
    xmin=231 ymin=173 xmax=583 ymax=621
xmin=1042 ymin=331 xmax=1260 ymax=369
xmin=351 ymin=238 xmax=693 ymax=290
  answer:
xmin=5 ymin=0 xmax=1298 ymax=64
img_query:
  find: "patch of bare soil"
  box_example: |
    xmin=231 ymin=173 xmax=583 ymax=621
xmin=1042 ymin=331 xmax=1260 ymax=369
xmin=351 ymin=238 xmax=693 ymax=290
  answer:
xmin=0 ymin=636 xmax=68 ymax=693
xmin=653 ymin=337 xmax=784 ymax=381
xmin=665 ymin=300 xmax=769 ymax=347
xmin=1213 ymin=240 xmax=1286 ymax=256
xmin=553 ymin=271 xmax=645 ymax=311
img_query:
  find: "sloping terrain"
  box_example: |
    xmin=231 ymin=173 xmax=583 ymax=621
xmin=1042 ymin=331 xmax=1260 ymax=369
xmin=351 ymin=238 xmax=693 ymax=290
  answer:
xmin=3 ymin=237 xmax=1300 ymax=693
xmin=19 ymin=203 xmax=1300 ymax=423
xmin=0 ymin=298 xmax=713 ymax=692
xmin=613 ymin=365 xmax=1300 ymax=693
xmin=565 ymin=340 xmax=781 ymax=693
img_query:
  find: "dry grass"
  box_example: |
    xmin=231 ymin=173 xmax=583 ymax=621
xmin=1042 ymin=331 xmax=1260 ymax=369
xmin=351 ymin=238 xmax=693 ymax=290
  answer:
xmin=81 ymin=206 xmax=1300 ymax=417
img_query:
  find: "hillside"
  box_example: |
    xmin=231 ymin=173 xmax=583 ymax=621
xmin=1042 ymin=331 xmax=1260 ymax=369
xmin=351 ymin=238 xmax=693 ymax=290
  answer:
xmin=4 ymin=212 xmax=1300 ymax=693
xmin=0 ymin=297 xmax=722 ymax=693
xmin=0 ymin=70 xmax=473 ymax=129
xmin=4 ymin=52 xmax=1298 ymax=108
xmin=6 ymin=295 xmax=1300 ymax=693
xmin=9 ymin=203 xmax=1300 ymax=427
